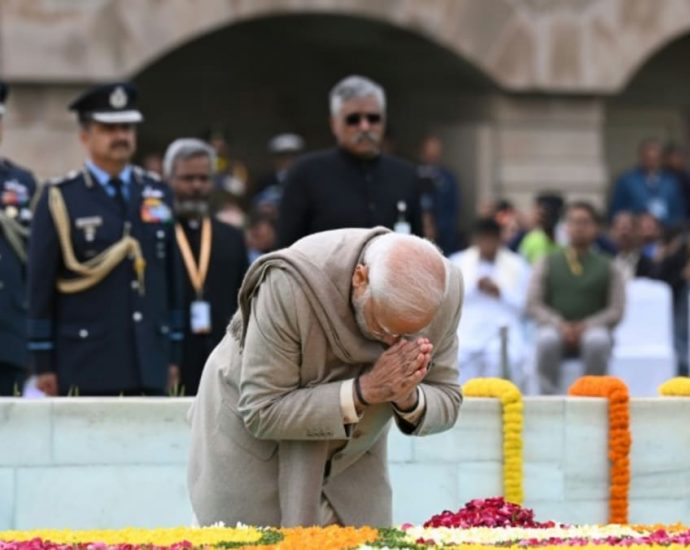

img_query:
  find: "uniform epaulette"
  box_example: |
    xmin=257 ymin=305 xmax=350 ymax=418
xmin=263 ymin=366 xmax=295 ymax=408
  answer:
xmin=134 ymin=165 xmax=161 ymax=182
xmin=1 ymin=158 xmax=32 ymax=175
xmin=47 ymin=169 xmax=80 ymax=186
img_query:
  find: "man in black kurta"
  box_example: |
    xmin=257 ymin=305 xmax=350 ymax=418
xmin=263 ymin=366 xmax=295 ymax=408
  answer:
xmin=164 ymin=138 xmax=248 ymax=395
xmin=278 ymin=76 xmax=422 ymax=247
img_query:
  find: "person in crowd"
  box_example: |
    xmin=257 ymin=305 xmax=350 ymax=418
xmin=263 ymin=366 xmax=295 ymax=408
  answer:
xmin=449 ymin=218 xmax=531 ymax=383
xmin=206 ymin=128 xmax=250 ymax=202
xmin=142 ymin=152 xmax=164 ymax=177
xmin=252 ymin=133 xmax=305 ymax=214
xmin=527 ymin=201 xmax=625 ymax=394
xmin=165 ymin=138 xmax=248 ymax=395
xmin=214 ymin=192 xmax=246 ymax=229
xmin=245 ymin=209 xmax=277 ymax=264
xmin=609 ymin=211 xmax=655 ymax=280
xmin=417 ymin=135 xmax=461 ymax=256
xmin=277 ymin=75 xmax=422 ymax=247
xmin=638 ymin=212 xmax=664 ymax=258
xmin=493 ymin=199 xmax=526 ymax=249
xmin=188 ymin=228 xmax=463 ymax=527
xmin=518 ymin=193 xmax=564 ymax=263
xmin=27 ymin=82 xmax=184 ymax=396
xmin=663 ymin=143 xmax=690 ymax=221
xmin=609 ymin=138 xmax=685 ymax=226
xmin=647 ymin=224 xmax=690 ymax=376
xmin=0 ymin=81 xmax=37 ymax=395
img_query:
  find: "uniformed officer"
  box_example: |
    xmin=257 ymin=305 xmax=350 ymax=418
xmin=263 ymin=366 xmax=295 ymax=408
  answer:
xmin=0 ymin=81 xmax=37 ymax=395
xmin=163 ymin=138 xmax=248 ymax=395
xmin=27 ymin=82 xmax=184 ymax=396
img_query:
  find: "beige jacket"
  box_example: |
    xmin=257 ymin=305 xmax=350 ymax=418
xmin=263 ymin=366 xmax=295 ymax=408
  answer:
xmin=187 ymin=228 xmax=464 ymax=527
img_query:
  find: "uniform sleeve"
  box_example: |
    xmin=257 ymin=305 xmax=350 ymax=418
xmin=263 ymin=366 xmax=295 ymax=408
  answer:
xmin=277 ymin=163 xmax=311 ymax=248
xmin=238 ymin=269 xmax=353 ymax=441
xmin=27 ymin=184 xmax=61 ymax=374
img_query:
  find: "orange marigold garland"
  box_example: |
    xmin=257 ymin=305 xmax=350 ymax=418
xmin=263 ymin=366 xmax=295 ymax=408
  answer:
xmin=658 ymin=376 xmax=690 ymax=396
xmin=463 ymin=378 xmax=524 ymax=504
xmin=568 ymin=376 xmax=631 ymax=524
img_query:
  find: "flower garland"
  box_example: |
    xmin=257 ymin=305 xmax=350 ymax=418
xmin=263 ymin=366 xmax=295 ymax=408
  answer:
xmin=568 ymin=376 xmax=631 ymax=524
xmin=2 ymin=522 xmax=690 ymax=549
xmin=462 ymin=378 xmax=524 ymax=504
xmin=658 ymin=377 xmax=690 ymax=396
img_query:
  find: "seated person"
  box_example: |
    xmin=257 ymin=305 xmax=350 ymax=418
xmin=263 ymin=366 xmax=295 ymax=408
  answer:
xmin=527 ymin=202 xmax=626 ymax=394
xmin=450 ymin=219 xmax=531 ymax=383
xmin=609 ymin=211 xmax=655 ymax=280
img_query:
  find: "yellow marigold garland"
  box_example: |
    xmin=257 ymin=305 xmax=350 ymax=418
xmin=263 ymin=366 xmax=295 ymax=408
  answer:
xmin=0 ymin=526 xmax=264 ymax=546
xmin=462 ymin=378 xmax=524 ymax=504
xmin=658 ymin=377 xmax=690 ymax=396
xmin=568 ymin=376 xmax=631 ymax=524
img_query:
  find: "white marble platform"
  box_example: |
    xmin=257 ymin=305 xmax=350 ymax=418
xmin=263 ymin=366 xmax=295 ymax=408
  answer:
xmin=0 ymin=397 xmax=688 ymax=529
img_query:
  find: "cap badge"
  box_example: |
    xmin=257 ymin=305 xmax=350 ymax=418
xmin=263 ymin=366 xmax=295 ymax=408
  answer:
xmin=110 ymin=87 xmax=127 ymax=109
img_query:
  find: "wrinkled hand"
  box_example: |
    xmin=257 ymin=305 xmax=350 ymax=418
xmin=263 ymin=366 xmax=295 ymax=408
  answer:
xmin=478 ymin=277 xmax=500 ymax=298
xmin=560 ymin=322 xmax=584 ymax=348
xmin=36 ymin=373 xmax=58 ymax=396
xmin=359 ymin=338 xmax=432 ymax=408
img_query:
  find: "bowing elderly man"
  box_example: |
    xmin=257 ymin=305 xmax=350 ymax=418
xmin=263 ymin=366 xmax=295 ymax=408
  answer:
xmin=188 ymin=228 xmax=464 ymax=527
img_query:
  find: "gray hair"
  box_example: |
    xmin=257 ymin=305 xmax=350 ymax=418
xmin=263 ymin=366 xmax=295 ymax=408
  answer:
xmin=364 ymin=233 xmax=447 ymax=322
xmin=163 ymin=138 xmax=216 ymax=179
xmin=329 ymin=75 xmax=386 ymax=117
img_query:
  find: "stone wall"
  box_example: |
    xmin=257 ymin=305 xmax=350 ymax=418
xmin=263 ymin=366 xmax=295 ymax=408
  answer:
xmin=1 ymin=397 xmax=688 ymax=530
xmin=3 ymin=0 xmax=690 ymax=93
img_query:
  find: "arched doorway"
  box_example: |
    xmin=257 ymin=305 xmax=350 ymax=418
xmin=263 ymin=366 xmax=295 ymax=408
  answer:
xmin=605 ymin=32 xmax=690 ymax=182
xmin=132 ymin=13 xmax=496 ymax=220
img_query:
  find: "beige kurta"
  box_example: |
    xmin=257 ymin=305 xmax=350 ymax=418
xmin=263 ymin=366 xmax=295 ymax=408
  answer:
xmin=187 ymin=227 xmax=464 ymax=527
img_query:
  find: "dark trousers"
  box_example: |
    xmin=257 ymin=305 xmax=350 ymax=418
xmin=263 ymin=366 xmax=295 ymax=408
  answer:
xmin=0 ymin=362 xmax=27 ymax=396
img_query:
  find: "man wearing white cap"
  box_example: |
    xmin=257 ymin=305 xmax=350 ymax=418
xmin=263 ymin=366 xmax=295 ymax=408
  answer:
xmin=27 ymin=82 xmax=184 ymax=396
xmin=252 ymin=132 xmax=305 ymax=211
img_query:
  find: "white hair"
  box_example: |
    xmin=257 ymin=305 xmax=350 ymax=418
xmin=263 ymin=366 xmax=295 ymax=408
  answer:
xmin=163 ymin=138 xmax=216 ymax=180
xmin=363 ymin=233 xmax=447 ymax=321
xmin=329 ymin=75 xmax=386 ymax=117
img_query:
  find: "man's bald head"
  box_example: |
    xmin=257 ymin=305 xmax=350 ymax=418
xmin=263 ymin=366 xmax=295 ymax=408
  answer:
xmin=351 ymin=233 xmax=447 ymax=343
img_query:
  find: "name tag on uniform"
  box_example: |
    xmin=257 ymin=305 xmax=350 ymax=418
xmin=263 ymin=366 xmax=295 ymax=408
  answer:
xmin=75 ymin=216 xmax=103 ymax=242
xmin=190 ymin=300 xmax=212 ymax=334
xmin=142 ymin=186 xmax=164 ymax=199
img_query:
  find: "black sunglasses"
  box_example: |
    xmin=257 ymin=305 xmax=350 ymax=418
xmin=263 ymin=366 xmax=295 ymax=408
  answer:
xmin=344 ymin=112 xmax=383 ymax=126
xmin=175 ymin=174 xmax=211 ymax=183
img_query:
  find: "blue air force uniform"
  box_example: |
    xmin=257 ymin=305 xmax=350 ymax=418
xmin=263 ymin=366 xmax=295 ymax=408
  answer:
xmin=0 ymin=158 xmax=37 ymax=393
xmin=26 ymin=83 xmax=183 ymax=395
xmin=0 ymin=81 xmax=38 ymax=395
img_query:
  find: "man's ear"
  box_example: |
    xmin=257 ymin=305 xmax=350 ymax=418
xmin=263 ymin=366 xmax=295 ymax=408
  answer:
xmin=351 ymin=264 xmax=369 ymax=290
xmin=79 ymin=125 xmax=91 ymax=147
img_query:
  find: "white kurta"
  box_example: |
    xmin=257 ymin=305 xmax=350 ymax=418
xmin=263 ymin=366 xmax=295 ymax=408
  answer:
xmin=449 ymin=246 xmax=532 ymax=383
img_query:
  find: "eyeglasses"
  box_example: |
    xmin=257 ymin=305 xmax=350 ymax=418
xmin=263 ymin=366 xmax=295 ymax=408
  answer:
xmin=175 ymin=174 xmax=211 ymax=183
xmin=344 ymin=113 xmax=383 ymax=127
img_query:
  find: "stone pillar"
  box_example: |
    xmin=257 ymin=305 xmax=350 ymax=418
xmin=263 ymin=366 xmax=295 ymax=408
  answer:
xmin=488 ymin=95 xmax=608 ymax=212
xmin=2 ymin=84 xmax=86 ymax=180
